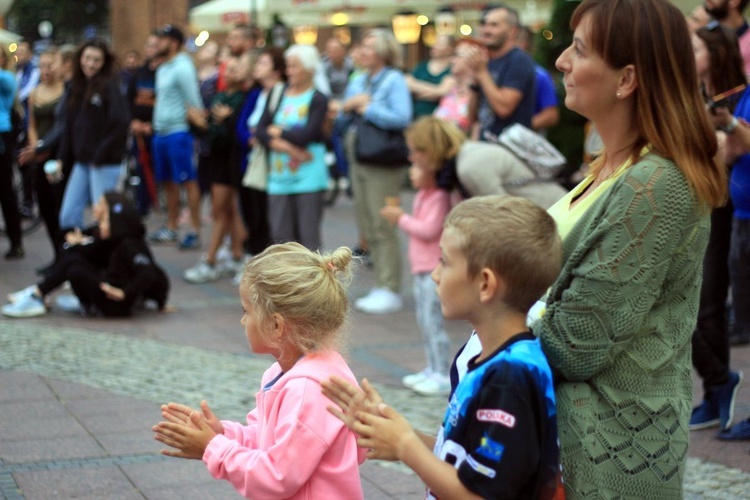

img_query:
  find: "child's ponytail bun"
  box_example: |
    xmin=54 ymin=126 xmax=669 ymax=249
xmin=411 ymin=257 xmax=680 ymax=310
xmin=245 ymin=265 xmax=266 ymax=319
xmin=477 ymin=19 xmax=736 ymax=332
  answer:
xmin=325 ymin=246 xmax=353 ymax=284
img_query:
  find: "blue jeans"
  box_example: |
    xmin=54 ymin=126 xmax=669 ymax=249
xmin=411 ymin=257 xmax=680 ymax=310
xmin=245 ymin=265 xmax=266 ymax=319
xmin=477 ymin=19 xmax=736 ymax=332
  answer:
xmin=730 ymin=217 xmax=750 ymax=338
xmin=59 ymin=162 xmax=123 ymax=229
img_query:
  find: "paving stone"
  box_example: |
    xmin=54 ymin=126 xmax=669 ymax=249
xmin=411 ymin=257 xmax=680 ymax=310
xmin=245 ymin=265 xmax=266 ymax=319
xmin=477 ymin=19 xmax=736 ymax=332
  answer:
xmin=119 ymin=460 xmax=216 ymax=490
xmin=44 ymin=378 xmax=120 ymax=400
xmin=0 ymin=372 xmax=55 ymax=402
xmin=96 ymin=432 xmax=164 ymax=456
xmin=0 ymin=400 xmax=72 ymax=421
xmin=13 ymin=468 xmax=140 ymax=499
xmin=0 ymin=415 xmax=88 ymax=442
xmin=137 ymin=482 xmax=240 ymax=500
xmin=0 ymin=436 xmax=106 ymax=464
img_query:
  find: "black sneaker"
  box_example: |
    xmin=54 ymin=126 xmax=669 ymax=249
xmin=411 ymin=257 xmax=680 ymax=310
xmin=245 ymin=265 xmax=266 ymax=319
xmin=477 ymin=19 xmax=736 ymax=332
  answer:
xmin=19 ymin=205 xmax=34 ymax=219
xmin=351 ymin=246 xmax=373 ymax=269
xmin=351 ymin=246 xmax=368 ymax=257
xmin=4 ymin=246 xmax=25 ymax=260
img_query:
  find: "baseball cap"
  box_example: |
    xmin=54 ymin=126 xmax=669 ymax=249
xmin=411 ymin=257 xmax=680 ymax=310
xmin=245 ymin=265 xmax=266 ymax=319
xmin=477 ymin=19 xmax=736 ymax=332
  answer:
xmin=158 ymin=24 xmax=184 ymax=45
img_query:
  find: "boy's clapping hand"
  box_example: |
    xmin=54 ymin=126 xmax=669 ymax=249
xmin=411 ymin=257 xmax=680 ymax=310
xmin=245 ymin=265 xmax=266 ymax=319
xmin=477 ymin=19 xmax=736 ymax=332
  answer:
xmin=353 ymin=403 xmax=417 ymax=462
xmin=322 ymin=376 xmax=384 ymax=432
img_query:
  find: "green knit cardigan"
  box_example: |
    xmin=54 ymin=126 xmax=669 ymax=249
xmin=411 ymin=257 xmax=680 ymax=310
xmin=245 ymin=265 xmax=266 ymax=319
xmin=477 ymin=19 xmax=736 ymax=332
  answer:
xmin=535 ymin=153 xmax=710 ymax=499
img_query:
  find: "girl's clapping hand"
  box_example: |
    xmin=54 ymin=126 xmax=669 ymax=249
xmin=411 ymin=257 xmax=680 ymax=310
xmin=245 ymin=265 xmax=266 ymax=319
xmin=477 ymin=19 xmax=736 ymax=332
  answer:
xmin=153 ymin=411 xmax=217 ymax=460
xmin=160 ymin=400 xmax=224 ymax=435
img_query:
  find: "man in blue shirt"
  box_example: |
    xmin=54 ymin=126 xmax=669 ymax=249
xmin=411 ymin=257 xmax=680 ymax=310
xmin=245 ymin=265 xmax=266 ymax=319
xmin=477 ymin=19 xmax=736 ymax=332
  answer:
xmin=463 ymin=6 xmax=536 ymax=140
xmin=149 ymin=25 xmax=205 ymax=250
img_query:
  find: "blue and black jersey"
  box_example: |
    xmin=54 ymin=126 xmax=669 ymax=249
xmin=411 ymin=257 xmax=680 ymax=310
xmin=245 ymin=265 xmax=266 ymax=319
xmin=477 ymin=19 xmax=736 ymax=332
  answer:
xmin=432 ymin=332 xmax=562 ymax=499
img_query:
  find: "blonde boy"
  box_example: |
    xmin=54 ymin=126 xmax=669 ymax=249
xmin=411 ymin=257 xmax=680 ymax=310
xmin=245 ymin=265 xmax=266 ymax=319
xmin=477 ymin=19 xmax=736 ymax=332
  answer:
xmin=326 ymin=195 xmax=563 ymax=499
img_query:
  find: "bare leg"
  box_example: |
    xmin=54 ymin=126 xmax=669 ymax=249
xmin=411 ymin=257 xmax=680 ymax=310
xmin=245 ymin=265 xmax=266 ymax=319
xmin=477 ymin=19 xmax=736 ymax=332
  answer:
xmin=185 ymin=180 xmax=202 ymax=233
xmin=163 ymin=182 xmax=180 ymax=230
xmin=206 ymin=184 xmax=234 ymax=264
xmin=229 ymin=192 xmax=247 ymax=260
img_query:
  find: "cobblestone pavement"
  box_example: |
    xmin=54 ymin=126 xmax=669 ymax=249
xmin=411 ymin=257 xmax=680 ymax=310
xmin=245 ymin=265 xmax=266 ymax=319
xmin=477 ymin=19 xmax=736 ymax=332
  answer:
xmin=1 ymin=322 xmax=749 ymax=498
xmin=0 ymin=322 xmax=445 ymax=433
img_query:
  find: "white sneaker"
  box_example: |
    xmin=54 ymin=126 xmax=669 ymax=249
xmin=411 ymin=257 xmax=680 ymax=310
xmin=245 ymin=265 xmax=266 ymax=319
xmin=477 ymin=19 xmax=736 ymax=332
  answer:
xmin=355 ymin=288 xmax=403 ymax=315
xmin=232 ymin=255 xmax=253 ymax=285
xmin=7 ymin=285 xmax=37 ymax=304
xmin=2 ymin=293 xmax=47 ymax=318
xmin=402 ymin=368 xmax=432 ymax=389
xmin=216 ymin=241 xmax=232 ymax=266
xmin=55 ymin=294 xmax=82 ymax=314
xmin=183 ymin=258 xmax=220 ymax=284
xmin=217 ymin=257 xmax=244 ymax=278
xmin=412 ymin=373 xmax=451 ymax=396
xmin=354 ymin=287 xmax=382 ymax=309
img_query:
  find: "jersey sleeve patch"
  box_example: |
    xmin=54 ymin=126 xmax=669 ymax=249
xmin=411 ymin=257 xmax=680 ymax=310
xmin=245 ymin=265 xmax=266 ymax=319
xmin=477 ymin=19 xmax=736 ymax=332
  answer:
xmin=476 ymin=408 xmax=516 ymax=428
xmin=475 ymin=432 xmax=505 ymax=462
xmin=466 ymin=455 xmax=497 ymax=479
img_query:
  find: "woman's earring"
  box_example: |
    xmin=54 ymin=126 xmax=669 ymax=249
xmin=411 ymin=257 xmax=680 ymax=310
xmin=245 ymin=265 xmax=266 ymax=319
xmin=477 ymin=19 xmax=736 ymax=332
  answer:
xmin=616 ymin=91 xmax=622 ymax=98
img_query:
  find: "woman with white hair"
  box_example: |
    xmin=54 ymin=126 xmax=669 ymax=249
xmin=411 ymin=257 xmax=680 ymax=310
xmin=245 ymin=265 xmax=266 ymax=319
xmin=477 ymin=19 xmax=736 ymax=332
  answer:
xmin=338 ymin=28 xmax=412 ymax=315
xmin=256 ymin=44 xmax=330 ymax=250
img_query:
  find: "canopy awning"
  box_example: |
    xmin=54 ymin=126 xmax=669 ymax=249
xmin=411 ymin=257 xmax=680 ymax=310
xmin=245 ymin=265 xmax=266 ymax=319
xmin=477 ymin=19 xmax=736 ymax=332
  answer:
xmin=190 ymin=0 xmax=555 ymax=32
xmin=0 ymin=28 xmax=21 ymax=48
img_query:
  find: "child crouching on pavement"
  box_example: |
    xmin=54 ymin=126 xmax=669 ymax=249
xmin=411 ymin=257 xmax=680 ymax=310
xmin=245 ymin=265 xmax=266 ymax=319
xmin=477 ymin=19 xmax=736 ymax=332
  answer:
xmin=153 ymin=242 xmax=366 ymax=500
xmin=324 ymin=195 xmax=565 ymax=499
xmin=2 ymin=192 xmax=169 ymax=318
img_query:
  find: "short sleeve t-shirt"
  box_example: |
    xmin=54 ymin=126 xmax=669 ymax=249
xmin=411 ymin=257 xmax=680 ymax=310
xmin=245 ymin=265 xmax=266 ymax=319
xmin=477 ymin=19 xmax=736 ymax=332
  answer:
xmin=432 ymin=333 xmax=562 ymax=499
xmin=478 ymin=47 xmax=536 ymax=139
xmin=534 ymin=65 xmax=558 ymax=114
xmin=730 ymin=87 xmax=750 ymax=219
xmin=411 ymin=61 xmax=452 ymax=118
xmin=267 ymin=89 xmax=328 ymax=196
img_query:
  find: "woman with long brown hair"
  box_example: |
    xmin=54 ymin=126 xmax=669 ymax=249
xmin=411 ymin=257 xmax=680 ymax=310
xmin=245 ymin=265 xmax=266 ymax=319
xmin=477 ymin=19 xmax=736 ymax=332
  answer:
xmin=535 ymin=0 xmax=726 ymax=496
xmin=56 ymin=38 xmax=129 ymax=231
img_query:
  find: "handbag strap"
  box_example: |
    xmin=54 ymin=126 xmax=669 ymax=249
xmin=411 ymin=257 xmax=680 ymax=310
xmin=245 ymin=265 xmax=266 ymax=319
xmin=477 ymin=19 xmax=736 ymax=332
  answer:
xmin=267 ymin=83 xmax=285 ymax=121
xmin=366 ymin=68 xmax=393 ymax=95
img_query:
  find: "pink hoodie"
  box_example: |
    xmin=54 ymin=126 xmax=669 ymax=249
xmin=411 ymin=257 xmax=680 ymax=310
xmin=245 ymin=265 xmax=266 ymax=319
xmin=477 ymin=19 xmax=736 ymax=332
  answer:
xmin=203 ymin=350 xmax=366 ymax=499
xmin=398 ymin=187 xmax=452 ymax=274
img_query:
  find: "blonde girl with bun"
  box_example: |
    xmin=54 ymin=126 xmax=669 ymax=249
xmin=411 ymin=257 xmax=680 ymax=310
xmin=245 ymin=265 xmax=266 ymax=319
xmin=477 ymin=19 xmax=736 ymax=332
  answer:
xmin=154 ymin=242 xmax=366 ymax=500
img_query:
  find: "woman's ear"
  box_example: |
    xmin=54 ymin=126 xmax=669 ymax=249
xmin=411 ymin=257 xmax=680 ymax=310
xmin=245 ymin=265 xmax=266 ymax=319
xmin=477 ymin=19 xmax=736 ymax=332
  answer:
xmin=617 ymin=64 xmax=638 ymax=99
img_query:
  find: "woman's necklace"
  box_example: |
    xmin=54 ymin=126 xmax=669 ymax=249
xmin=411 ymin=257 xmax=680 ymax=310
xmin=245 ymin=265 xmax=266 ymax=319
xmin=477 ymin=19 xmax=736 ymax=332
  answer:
xmin=591 ymin=166 xmax=617 ymax=187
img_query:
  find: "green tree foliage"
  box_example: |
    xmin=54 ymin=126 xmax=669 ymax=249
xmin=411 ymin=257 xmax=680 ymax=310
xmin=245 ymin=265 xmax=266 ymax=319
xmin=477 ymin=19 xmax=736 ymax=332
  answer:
xmin=536 ymin=0 xmax=581 ymax=70
xmin=7 ymin=0 xmax=109 ymax=44
xmin=535 ymin=0 xmax=587 ymax=186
